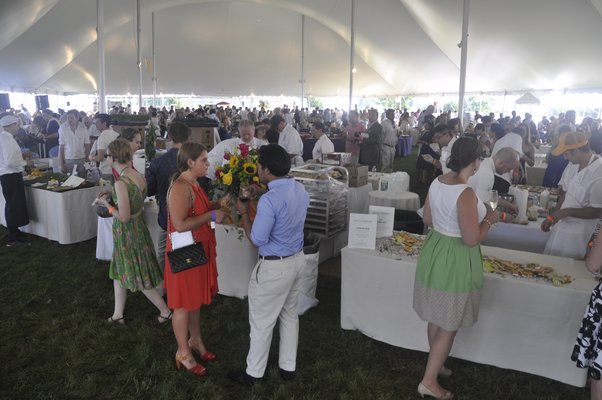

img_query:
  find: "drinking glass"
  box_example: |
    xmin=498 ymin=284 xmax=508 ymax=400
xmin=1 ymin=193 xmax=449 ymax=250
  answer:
xmin=488 ymin=189 xmax=498 ymax=211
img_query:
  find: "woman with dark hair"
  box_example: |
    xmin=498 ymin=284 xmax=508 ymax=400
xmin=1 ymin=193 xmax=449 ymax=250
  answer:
xmin=119 ymin=128 xmax=142 ymax=153
xmin=95 ymin=138 xmax=170 ymax=324
xmin=413 ymin=137 xmax=498 ymax=399
xmin=165 ymin=142 xmax=228 ymax=377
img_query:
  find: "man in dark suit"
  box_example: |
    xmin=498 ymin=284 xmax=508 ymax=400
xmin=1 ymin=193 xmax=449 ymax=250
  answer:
xmin=360 ymin=109 xmax=382 ymax=170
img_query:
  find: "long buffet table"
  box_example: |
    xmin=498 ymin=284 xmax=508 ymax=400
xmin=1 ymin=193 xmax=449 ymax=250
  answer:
xmin=341 ymin=245 xmax=595 ymax=387
xmin=0 ymin=185 xmax=103 ymax=244
xmin=482 ymin=218 xmax=550 ymax=253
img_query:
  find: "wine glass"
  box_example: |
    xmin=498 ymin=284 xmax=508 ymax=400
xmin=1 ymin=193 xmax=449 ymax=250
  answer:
xmin=488 ymin=190 xmax=498 ymax=211
xmin=239 ymin=185 xmax=251 ymax=203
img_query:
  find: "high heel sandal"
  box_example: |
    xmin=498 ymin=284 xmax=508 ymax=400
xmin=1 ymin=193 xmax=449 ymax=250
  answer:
xmin=157 ymin=311 xmax=173 ymax=324
xmin=175 ymin=352 xmax=206 ymax=377
xmin=188 ymin=339 xmax=217 ymax=362
xmin=107 ymin=316 xmax=125 ymax=325
xmin=417 ymin=383 xmax=454 ymax=399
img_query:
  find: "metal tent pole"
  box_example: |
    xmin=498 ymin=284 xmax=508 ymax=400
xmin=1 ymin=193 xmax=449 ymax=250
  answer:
xmin=152 ymin=12 xmax=157 ymax=107
xmin=457 ymin=0 xmax=470 ymax=130
xmin=136 ymin=0 xmax=143 ymax=111
xmin=348 ymin=0 xmax=355 ymax=112
xmin=97 ymin=0 xmax=106 ymax=112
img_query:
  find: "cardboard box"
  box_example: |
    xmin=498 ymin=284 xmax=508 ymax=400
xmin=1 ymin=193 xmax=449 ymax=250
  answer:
xmin=349 ymin=175 xmax=368 ymax=188
xmin=345 ymin=164 xmax=369 ymax=179
xmin=189 ymin=127 xmax=215 ymax=151
xmin=322 ymin=152 xmax=352 ymax=166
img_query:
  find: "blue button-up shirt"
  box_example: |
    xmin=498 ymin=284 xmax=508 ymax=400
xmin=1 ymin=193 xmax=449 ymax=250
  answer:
xmin=250 ymin=177 xmax=309 ymax=257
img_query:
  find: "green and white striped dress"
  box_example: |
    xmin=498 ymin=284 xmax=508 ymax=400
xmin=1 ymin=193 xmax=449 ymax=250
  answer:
xmin=413 ymin=178 xmax=486 ymax=331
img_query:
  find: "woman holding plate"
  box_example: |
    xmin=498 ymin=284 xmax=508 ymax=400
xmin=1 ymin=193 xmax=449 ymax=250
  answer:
xmin=95 ymin=138 xmax=171 ymax=324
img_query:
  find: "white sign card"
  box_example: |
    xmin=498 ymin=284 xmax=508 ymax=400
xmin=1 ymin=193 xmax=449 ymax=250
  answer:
xmin=347 ymin=213 xmax=378 ymax=250
xmin=369 ymin=205 xmax=395 ymax=238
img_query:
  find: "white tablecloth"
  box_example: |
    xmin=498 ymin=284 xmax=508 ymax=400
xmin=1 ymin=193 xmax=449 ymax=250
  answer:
xmin=482 ymin=218 xmax=550 ymax=253
xmin=341 ymin=245 xmax=595 ymax=387
xmin=368 ymin=190 xmax=420 ymax=211
xmin=0 ymin=185 xmax=102 ymax=244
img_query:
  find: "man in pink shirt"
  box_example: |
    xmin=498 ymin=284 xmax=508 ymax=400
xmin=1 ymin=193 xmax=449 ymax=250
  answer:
xmin=342 ymin=110 xmax=364 ymax=163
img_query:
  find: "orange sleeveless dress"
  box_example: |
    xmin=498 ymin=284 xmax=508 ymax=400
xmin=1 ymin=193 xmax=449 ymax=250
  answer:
xmin=164 ymin=182 xmax=218 ymax=310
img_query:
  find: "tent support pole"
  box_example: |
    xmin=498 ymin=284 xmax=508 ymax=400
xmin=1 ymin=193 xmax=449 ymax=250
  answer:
xmin=97 ymin=0 xmax=106 ymax=113
xmin=136 ymin=0 xmax=142 ymax=111
xmin=348 ymin=0 xmax=355 ymax=112
xmin=458 ymin=0 xmax=470 ymax=130
xmin=152 ymin=12 xmax=156 ymax=108
xmin=301 ymin=15 xmax=305 ymax=110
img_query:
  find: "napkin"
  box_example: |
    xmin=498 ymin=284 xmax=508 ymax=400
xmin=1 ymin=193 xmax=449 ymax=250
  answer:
xmin=509 ymin=186 xmax=528 ymax=223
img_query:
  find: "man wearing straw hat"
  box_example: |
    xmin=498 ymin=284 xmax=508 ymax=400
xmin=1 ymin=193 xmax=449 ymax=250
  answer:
xmin=541 ymin=131 xmax=602 ymax=259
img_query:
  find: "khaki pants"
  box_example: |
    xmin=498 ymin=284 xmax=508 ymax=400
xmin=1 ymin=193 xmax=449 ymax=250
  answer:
xmin=380 ymin=146 xmax=396 ymax=173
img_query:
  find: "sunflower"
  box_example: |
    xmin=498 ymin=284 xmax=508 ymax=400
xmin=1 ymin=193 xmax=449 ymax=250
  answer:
xmin=228 ymin=155 xmax=239 ymax=168
xmin=243 ymin=162 xmax=257 ymax=175
xmin=222 ymin=172 xmax=233 ymax=186
xmin=252 ymin=175 xmax=260 ymax=184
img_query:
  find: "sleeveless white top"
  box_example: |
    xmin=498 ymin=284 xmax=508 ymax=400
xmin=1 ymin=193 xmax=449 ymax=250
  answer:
xmin=428 ymin=178 xmax=486 ymax=237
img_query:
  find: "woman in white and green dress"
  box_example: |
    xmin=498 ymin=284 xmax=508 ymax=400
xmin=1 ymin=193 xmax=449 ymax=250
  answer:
xmin=413 ymin=137 xmax=498 ymax=399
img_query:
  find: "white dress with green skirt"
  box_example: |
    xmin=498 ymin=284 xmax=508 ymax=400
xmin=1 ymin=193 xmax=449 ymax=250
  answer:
xmin=413 ymin=179 xmax=486 ymax=331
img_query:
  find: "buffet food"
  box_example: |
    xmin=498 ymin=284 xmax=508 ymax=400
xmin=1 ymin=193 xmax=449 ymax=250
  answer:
xmin=23 ymin=168 xmax=45 ymax=180
xmin=483 ymin=256 xmax=572 ymax=286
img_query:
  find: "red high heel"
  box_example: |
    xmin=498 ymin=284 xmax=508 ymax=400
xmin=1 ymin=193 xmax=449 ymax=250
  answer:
xmin=188 ymin=339 xmax=217 ymax=362
xmin=175 ymin=352 xmax=206 ymax=377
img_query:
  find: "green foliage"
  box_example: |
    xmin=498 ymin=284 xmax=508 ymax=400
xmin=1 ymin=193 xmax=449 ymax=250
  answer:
xmin=258 ymin=99 xmax=270 ymax=110
xmin=308 ymin=97 xmax=323 ymax=109
xmin=145 ymin=123 xmax=157 ymax=162
xmin=376 ymin=96 xmax=398 ymax=110
xmin=442 ymin=101 xmax=458 ymax=113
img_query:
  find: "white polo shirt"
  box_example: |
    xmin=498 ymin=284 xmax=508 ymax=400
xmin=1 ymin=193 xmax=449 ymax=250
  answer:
xmin=95 ymin=128 xmax=120 ymax=174
xmin=312 ymin=134 xmax=335 ymax=161
xmin=467 ymin=156 xmax=495 ymax=201
xmin=58 ymin=121 xmax=90 ymax=159
xmin=0 ymin=130 xmax=26 ymax=176
xmin=278 ymin=124 xmax=303 ymax=158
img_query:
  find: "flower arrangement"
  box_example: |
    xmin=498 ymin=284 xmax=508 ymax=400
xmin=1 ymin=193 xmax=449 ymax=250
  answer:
xmin=212 ymin=143 xmax=261 ymax=198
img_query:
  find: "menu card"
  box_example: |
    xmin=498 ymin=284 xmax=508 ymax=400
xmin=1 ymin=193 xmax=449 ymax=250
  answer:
xmin=369 ymin=205 xmax=395 ymax=238
xmin=348 ymin=213 xmax=378 ymax=250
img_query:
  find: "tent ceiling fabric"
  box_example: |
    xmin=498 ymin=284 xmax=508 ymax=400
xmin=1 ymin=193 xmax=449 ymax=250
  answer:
xmin=1 ymin=0 xmax=602 ymax=97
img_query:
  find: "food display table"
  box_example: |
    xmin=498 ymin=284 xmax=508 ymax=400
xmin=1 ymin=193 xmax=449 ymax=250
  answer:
xmin=341 ymin=245 xmax=595 ymax=387
xmin=368 ymin=190 xmax=420 ymax=211
xmin=302 ymin=138 xmax=345 ymax=161
xmin=482 ymin=218 xmax=550 ymax=253
xmin=395 ymin=135 xmax=413 ymax=157
xmin=0 ymin=185 xmax=103 ymax=244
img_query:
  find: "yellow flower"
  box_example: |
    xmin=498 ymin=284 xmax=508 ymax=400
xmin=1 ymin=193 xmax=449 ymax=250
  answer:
xmin=228 ymin=156 xmax=239 ymax=168
xmin=222 ymin=173 xmax=233 ymax=186
xmin=243 ymin=162 xmax=257 ymax=175
xmin=252 ymin=175 xmax=260 ymax=184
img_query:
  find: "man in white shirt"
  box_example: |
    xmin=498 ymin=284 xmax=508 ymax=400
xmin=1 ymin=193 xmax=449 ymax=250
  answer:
xmin=542 ymin=132 xmax=602 ymax=259
xmin=0 ymin=115 xmax=31 ymax=246
xmin=380 ymin=109 xmax=398 ymax=173
xmin=58 ymin=109 xmax=91 ymax=176
xmin=89 ymin=113 xmax=119 ymax=181
xmin=271 ymin=115 xmax=304 ymax=167
xmin=311 ymin=122 xmax=334 ymax=162
xmin=468 ymin=147 xmax=520 ymax=209
xmin=208 ymin=119 xmax=266 ymax=179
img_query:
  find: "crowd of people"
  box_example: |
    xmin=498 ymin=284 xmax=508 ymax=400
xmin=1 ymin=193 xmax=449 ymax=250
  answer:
xmin=4 ymin=101 xmax=602 ymax=398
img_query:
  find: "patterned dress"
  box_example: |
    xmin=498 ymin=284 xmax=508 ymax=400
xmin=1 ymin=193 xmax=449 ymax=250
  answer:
xmin=572 ymin=218 xmax=602 ymax=379
xmin=572 ymin=280 xmax=602 ymax=380
xmin=164 ymin=181 xmax=218 ymax=311
xmin=109 ymin=176 xmax=163 ymax=291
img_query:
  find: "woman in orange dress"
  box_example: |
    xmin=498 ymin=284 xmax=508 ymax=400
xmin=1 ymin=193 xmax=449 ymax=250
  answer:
xmin=165 ymin=142 xmax=228 ymax=377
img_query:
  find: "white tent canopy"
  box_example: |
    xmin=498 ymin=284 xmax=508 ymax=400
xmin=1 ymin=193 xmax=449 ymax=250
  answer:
xmin=2 ymin=0 xmax=602 ymax=97
xmin=515 ymin=92 xmax=540 ymax=105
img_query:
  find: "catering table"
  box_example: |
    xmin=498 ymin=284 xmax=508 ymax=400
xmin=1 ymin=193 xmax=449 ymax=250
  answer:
xmin=302 ymin=138 xmax=345 ymax=161
xmin=482 ymin=218 xmax=550 ymax=253
xmin=0 ymin=185 xmax=103 ymax=244
xmin=341 ymin=245 xmax=596 ymax=387
xmin=133 ymin=149 xmax=167 ymax=174
xmin=395 ymin=135 xmax=413 ymax=157
xmin=368 ymin=190 xmax=420 ymax=211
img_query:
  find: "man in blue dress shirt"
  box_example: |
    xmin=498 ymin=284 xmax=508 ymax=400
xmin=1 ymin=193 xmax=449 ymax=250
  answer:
xmin=231 ymin=144 xmax=310 ymax=385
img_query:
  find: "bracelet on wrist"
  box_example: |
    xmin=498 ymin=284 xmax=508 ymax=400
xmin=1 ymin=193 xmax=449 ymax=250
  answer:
xmin=546 ymin=215 xmax=556 ymax=224
xmin=482 ymin=218 xmax=492 ymax=228
xmin=211 ymin=210 xmax=216 ymax=222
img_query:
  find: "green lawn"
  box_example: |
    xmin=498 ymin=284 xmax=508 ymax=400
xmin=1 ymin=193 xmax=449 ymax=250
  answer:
xmin=0 ymin=149 xmax=590 ymax=399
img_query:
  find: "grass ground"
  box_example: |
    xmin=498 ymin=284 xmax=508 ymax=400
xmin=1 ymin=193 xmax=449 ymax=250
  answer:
xmin=0 ymin=149 xmax=590 ymax=399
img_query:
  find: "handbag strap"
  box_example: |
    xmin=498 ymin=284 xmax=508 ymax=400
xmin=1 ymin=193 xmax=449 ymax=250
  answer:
xmin=166 ymin=178 xmax=197 ymax=247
